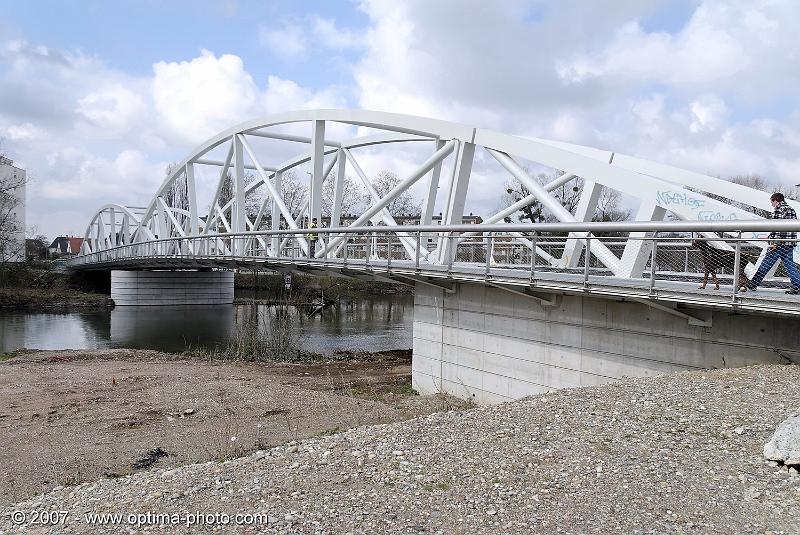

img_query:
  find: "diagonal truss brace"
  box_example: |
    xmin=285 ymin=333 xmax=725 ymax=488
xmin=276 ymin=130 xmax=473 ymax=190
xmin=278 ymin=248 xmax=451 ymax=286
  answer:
xmin=342 ymin=148 xmax=421 ymax=261
xmin=487 ymin=282 xmax=561 ymax=307
xmin=630 ymin=298 xmax=712 ymax=327
xmin=319 ymin=139 xmax=457 ymax=258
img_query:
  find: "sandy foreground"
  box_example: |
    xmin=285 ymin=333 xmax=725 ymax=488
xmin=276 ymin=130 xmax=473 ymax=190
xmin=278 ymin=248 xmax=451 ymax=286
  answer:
xmin=0 ymin=349 xmax=457 ymax=505
xmin=1 ymin=355 xmax=799 ymax=534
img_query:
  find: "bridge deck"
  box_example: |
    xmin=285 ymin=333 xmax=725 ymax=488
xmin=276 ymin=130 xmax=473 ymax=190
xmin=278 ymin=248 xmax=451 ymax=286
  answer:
xmin=72 ymin=254 xmax=800 ymax=318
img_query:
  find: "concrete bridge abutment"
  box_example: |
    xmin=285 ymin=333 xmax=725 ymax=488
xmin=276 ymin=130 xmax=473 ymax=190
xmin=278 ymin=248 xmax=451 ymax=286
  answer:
xmin=412 ymin=281 xmax=800 ymax=404
xmin=111 ymin=270 xmax=234 ymax=306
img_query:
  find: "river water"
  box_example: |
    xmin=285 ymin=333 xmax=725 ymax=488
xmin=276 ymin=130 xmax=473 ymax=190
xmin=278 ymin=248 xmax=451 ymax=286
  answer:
xmin=0 ymin=294 xmax=414 ymax=355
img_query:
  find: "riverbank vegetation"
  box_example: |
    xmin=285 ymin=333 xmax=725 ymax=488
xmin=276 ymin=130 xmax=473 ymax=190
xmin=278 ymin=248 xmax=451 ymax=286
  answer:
xmin=0 ymin=261 xmax=111 ymax=309
xmin=183 ymin=303 xmax=309 ymax=362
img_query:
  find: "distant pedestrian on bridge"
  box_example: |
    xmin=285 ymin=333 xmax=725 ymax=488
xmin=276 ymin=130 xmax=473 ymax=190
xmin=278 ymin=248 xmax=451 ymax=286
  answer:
xmin=748 ymin=192 xmax=800 ymax=294
xmin=308 ymin=218 xmax=318 ymax=258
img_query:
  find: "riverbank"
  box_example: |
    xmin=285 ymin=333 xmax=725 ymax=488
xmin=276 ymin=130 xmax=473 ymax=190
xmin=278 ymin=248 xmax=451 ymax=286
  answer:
xmin=0 ymin=287 xmax=112 ymax=310
xmin=0 ymin=265 xmax=111 ymax=310
xmin=3 ymin=363 xmax=799 ymax=533
xmin=0 ymin=348 xmax=463 ymax=505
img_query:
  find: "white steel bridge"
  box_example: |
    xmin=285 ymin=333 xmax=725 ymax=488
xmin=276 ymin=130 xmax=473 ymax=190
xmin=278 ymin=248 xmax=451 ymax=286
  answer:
xmin=69 ymin=109 xmax=800 ymax=318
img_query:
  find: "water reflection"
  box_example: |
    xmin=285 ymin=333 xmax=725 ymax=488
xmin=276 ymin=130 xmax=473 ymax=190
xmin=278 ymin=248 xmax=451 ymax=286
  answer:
xmin=0 ymin=295 xmax=413 ymax=354
xmin=110 ymin=306 xmax=236 ymax=353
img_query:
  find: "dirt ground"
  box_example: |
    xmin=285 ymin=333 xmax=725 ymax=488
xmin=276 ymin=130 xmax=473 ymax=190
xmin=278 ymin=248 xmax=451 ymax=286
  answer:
xmin=0 ymin=349 xmax=463 ymax=505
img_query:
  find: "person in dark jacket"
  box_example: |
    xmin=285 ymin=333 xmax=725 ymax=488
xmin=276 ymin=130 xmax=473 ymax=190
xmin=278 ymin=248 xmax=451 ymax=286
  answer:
xmin=748 ymin=192 xmax=800 ymax=294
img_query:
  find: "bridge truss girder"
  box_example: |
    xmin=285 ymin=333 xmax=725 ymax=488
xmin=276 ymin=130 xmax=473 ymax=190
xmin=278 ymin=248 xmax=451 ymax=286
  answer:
xmin=80 ymin=109 xmax=787 ymax=278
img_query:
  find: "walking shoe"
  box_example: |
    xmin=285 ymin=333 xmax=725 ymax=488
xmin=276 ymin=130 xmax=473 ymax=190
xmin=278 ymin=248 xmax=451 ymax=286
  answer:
xmin=786 ymin=288 xmax=800 ymax=295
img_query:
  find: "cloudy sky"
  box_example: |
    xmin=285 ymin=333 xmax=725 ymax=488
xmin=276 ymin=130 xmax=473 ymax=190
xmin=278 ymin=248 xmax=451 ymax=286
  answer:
xmin=1 ymin=0 xmax=799 ymax=239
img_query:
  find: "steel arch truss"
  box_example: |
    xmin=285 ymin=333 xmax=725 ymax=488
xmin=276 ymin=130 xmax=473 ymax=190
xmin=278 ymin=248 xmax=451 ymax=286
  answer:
xmin=80 ymin=109 xmax=784 ymax=277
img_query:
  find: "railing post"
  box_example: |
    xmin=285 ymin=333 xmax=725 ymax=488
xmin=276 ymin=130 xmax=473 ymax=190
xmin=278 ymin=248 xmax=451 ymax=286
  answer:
xmin=530 ymin=232 xmax=537 ymax=285
xmin=732 ymin=231 xmax=742 ymax=302
xmin=387 ymin=233 xmax=392 ymax=273
xmin=649 ymin=233 xmax=658 ymax=295
xmin=415 ymin=231 xmax=421 ymax=272
xmin=343 ymin=235 xmax=348 ymax=267
xmin=583 ymin=235 xmax=591 ymax=289
xmin=485 ymin=232 xmax=493 ymax=280
xmin=365 ymin=232 xmax=372 ymax=270
xmin=447 ymin=233 xmax=456 ymax=274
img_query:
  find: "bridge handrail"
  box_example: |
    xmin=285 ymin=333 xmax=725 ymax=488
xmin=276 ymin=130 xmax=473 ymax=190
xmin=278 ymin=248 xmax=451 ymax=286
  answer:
xmin=75 ymin=218 xmax=800 ymax=251
xmin=69 ymin=219 xmax=800 ymax=269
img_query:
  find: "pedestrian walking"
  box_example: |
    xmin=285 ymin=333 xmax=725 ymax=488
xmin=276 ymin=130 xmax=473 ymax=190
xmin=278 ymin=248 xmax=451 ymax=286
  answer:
xmin=748 ymin=192 xmax=800 ymax=294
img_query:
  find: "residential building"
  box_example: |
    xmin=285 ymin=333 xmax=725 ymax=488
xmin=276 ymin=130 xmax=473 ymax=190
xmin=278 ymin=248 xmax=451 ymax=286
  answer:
xmin=49 ymin=236 xmax=91 ymax=256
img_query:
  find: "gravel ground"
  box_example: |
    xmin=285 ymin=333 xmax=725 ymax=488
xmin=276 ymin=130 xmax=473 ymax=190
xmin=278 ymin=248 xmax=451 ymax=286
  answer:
xmin=2 ymin=364 xmax=800 ymax=534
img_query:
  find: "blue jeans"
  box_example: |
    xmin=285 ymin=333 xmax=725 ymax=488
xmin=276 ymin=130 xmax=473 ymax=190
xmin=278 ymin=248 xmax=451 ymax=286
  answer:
xmin=749 ymin=244 xmax=800 ymax=289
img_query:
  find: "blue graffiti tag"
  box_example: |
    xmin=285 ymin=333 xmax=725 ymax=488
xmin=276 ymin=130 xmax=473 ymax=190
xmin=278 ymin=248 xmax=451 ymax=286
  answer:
xmin=696 ymin=211 xmax=738 ymax=221
xmin=656 ymin=191 xmax=706 ymax=210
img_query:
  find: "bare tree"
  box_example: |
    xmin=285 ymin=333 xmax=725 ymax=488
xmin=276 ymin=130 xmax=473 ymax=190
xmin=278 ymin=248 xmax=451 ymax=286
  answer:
xmin=364 ymin=170 xmax=421 ymax=217
xmin=0 ymin=149 xmax=26 ymax=265
xmin=252 ymin=170 xmax=309 ymax=229
xmin=500 ymin=171 xmax=580 ymax=223
xmin=500 ymin=171 xmax=629 ymax=223
xmin=594 ymin=188 xmax=631 ymax=222
xmin=278 ymin=170 xmax=308 ymax=220
xmin=322 ymin=171 xmax=365 ymax=218
xmin=211 ymin=169 xmax=261 ymax=231
xmin=164 ymin=163 xmax=190 ymax=231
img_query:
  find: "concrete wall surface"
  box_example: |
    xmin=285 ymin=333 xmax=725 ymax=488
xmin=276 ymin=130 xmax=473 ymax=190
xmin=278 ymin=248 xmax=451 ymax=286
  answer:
xmin=412 ymin=282 xmax=800 ymax=404
xmin=111 ymin=270 xmax=234 ymax=305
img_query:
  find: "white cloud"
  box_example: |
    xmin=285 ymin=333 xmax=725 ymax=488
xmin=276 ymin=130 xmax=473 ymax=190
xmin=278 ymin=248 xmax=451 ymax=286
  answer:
xmin=311 ymin=16 xmax=364 ymax=50
xmin=36 ymin=147 xmax=166 ymax=203
xmin=556 ymin=18 xmax=745 ymax=87
xmin=0 ymin=41 xmax=345 ymax=238
xmin=347 ymin=0 xmax=800 ymax=218
xmin=631 ymin=94 xmax=665 ymax=125
xmin=76 ymin=84 xmax=147 ymax=134
xmin=258 ymin=23 xmax=308 ymax=61
xmin=557 ymin=0 xmax=800 ymax=97
xmin=5 ymin=0 xmax=800 ymax=238
xmin=152 ymin=50 xmax=260 ymax=144
xmin=689 ymin=94 xmax=728 ymax=133
xmin=2 ymin=122 xmax=44 ymax=141
xmin=259 ymin=15 xmax=365 ymax=63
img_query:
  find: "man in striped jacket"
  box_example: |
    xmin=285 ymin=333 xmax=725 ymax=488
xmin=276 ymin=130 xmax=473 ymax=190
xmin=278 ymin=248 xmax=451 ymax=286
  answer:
xmin=748 ymin=192 xmax=800 ymax=294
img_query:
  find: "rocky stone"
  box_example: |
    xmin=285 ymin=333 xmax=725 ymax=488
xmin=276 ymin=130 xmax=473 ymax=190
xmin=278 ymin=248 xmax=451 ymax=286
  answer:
xmin=764 ymin=414 xmax=800 ymax=465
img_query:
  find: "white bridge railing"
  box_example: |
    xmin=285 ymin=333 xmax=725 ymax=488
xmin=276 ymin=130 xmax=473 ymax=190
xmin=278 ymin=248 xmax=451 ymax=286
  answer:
xmin=69 ymin=220 xmax=800 ymax=315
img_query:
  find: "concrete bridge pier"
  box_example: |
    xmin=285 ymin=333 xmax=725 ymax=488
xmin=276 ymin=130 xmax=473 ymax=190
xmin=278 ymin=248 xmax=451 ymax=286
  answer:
xmin=111 ymin=270 xmax=234 ymax=306
xmin=412 ymin=281 xmax=800 ymax=404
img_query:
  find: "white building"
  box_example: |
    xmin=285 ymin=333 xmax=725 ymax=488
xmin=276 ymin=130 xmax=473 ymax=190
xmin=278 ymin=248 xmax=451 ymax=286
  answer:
xmin=0 ymin=156 xmax=26 ymax=263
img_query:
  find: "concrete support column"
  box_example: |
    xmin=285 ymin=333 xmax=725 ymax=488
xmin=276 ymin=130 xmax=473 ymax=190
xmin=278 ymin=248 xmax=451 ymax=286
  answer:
xmin=412 ymin=281 xmax=800 ymax=405
xmin=111 ymin=270 xmax=234 ymax=306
